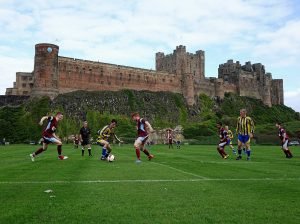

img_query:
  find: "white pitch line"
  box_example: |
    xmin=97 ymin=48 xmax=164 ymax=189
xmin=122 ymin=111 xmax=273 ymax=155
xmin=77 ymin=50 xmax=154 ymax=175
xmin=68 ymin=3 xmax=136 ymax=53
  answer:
xmin=0 ymin=178 xmax=300 ymax=184
xmin=152 ymin=162 xmax=209 ymax=179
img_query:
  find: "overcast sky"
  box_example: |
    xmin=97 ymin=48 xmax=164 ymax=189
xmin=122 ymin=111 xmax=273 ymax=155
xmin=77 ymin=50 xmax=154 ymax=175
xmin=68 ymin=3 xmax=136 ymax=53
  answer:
xmin=1 ymin=0 xmax=300 ymax=112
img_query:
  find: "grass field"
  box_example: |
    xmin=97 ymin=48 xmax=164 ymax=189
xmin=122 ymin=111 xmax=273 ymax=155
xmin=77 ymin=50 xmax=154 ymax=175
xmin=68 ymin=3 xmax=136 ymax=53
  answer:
xmin=0 ymin=144 xmax=300 ymax=224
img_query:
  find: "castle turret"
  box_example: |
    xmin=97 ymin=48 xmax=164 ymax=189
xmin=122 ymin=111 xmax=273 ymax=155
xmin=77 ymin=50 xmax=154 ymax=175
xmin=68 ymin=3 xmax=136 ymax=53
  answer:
xmin=31 ymin=43 xmax=59 ymax=99
xmin=155 ymin=52 xmax=165 ymax=71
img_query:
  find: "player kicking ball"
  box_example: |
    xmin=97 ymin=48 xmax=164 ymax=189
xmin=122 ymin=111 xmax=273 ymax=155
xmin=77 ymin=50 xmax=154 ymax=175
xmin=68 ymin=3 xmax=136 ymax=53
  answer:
xmin=30 ymin=112 xmax=68 ymax=161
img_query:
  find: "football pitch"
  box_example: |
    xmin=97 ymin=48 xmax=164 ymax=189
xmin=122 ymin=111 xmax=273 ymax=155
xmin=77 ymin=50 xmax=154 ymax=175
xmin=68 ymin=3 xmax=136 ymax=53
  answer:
xmin=0 ymin=144 xmax=299 ymax=224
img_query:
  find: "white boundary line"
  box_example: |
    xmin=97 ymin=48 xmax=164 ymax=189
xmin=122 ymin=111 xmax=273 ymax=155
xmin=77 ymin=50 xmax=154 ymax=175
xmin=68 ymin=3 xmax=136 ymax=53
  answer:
xmin=0 ymin=178 xmax=300 ymax=184
xmin=152 ymin=161 xmax=209 ymax=179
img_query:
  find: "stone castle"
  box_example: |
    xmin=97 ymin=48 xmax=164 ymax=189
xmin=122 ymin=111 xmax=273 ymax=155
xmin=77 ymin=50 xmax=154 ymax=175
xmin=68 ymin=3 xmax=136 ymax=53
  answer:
xmin=5 ymin=43 xmax=284 ymax=106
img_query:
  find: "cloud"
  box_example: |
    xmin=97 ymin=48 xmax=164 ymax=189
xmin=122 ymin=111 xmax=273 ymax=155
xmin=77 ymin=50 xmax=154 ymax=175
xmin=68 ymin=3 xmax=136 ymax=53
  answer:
xmin=0 ymin=55 xmax=33 ymax=94
xmin=284 ymin=88 xmax=300 ymax=112
xmin=0 ymin=0 xmax=300 ymax=108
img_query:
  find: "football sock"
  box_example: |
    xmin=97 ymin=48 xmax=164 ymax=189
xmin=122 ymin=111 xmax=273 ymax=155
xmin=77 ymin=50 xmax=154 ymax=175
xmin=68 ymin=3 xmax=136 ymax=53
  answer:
xmin=246 ymin=149 xmax=251 ymax=157
xmin=88 ymin=148 xmax=92 ymax=156
xmin=217 ymin=148 xmax=224 ymax=157
xmin=287 ymin=150 xmax=293 ymax=157
xmin=238 ymin=149 xmax=242 ymax=156
xmin=102 ymin=148 xmax=107 ymax=157
xmin=221 ymin=149 xmax=227 ymax=156
xmin=283 ymin=150 xmax=288 ymax=157
xmin=34 ymin=147 xmax=43 ymax=156
xmin=57 ymin=145 xmax=62 ymax=156
xmin=142 ymin=148 xmax=150 ymax=156
xmin=135 ymin=148 xmax=141 ymax=159
xmin=82 ymin=148 xmax=84 ymax=156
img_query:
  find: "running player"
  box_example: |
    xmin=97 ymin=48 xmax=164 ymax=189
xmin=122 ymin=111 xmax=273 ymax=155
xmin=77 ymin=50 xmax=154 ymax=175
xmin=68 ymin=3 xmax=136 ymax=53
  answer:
xmin=216 ymin=122 xmax=229 ymax=159
xmin=276 ymin=122 xmax=293 ymax=158
xmin=235 ymin=109 xmax=255 ymax=161
xmin=30 ymin=112 xmax=68 ymax=161
xmin=97 ymin=119 xmax=122 ymax=161
xmin=131 ymin=112 xmax=154 ymax=163
xmin=224 ymin=125 xmax=237 ymax=154
xmin=80 ymin=121 xmax=92 ymax=156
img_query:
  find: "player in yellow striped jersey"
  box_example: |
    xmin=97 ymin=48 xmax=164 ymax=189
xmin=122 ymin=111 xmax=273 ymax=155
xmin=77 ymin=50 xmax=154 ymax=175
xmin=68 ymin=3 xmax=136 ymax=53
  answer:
xmin=235 ymin=109 xmax=255 ymax=160
xmin=224 ymin=125 xmax=237 ymax=155
xmin=97 ymin=119 xmax=123 ymax=161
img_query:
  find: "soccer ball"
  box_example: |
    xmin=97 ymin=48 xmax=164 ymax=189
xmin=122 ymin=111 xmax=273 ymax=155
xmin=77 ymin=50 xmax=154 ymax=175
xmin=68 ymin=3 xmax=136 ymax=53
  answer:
xmin=107 ymin=154 xmax=115 ymax=162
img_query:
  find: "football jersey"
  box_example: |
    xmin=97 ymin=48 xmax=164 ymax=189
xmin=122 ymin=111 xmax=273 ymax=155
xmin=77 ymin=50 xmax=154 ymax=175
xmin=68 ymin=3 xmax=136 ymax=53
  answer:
xmin=97 ymin=125 xmax=113 ymax=141
xmin=137 ymin=118 xmax=148 ymax=137
xmin=278 ymin=127 xmax=289 ymax=141
xmin=43 ymin=117 xmax=58 ymax=138
xmin=219 ymin=127 xmax=228 ymax=143
xmin=80 ymin=127 xmax=91 ymax=140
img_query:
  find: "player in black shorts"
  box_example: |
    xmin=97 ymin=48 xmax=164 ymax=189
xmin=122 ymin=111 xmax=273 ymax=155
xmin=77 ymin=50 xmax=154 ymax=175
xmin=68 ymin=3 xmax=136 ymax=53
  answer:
xmin=80 ymin=121 xmax=92 ymax=156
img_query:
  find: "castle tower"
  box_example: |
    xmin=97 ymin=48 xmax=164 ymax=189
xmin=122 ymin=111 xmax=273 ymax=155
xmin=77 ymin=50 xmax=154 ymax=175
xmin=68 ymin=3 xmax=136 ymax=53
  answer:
xmin=175 ymin=45 xmax=196 ymax=105
xmin=31 ymin=43 xmax=59 ymax=99
xmin=262 ymin=73 xmax=272 ymax=107
xmin=195 ymin=50 xmax=205 ymax=80
xmin=155 ymin=52 xmax=165 ymax=71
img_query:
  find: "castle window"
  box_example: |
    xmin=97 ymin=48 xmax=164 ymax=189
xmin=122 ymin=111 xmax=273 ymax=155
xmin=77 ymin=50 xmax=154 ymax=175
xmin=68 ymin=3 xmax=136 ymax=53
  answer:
xmin=108 ymin=81 xmax=111 ymax=85
xmin=22 ymin=83 xmax=26 ymax=88
xmin=162 ymin=78 xmax=165 ymax=82
xmin=101 ymin=81 xmax=104 ymax=84
xmin=22 ymin=76 xmax=27 ymax=81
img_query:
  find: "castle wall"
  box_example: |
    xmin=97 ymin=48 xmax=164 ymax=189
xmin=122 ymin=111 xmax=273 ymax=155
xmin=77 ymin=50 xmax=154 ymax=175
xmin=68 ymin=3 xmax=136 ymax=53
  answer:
xmin=57 ymin=57 xmax=182 ymax=95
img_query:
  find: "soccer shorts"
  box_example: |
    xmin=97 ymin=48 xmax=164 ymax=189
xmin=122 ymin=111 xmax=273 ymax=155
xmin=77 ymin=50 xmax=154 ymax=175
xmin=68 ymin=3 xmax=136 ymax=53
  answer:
xmin=238 ymin=134 xmax=250 ymax=144
xmin=136 ymin=136 xmax=149 ymax=144
xmin=82 ymin=139 xmax=90 ymax=146
xmin=281 ymin=139 xmax=289 ymax=149
xmin=43 ymin=136 xmax=60 ymax=144
xmin=219 ymin=141 xmax=227 ymax=148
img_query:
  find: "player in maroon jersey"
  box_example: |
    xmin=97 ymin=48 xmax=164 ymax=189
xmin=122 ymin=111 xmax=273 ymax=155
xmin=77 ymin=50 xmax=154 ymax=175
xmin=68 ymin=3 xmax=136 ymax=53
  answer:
xmin=30 ymin=112 xmax=68 ymax=161
xmin=276 ymin=122 xmax=293 ymax=158
xmin=131 ymin=112 xmax=154 ymax=163
xmin=166 ymin=128 xmax=174 ymax=149
xmin=216 ymin=122 xmax=229 ymax=159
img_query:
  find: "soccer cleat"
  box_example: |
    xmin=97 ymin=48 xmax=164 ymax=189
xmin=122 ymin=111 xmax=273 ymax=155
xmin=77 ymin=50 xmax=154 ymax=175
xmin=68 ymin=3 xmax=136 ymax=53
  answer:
xmin=100 ymin=156 xmax=106 ymax=161
xmin=148 ymin=154 xmax=154 ymax=161
xmin=224 ymin=154 xmax=229 ymax=159
xmin=232 ymin=150 xmax=237 ymax=155
xmin=29 ymin=154 xmax=35 ymax=162
xmin=58 ymin=155 xmax=68 ymax=160
xmin=247 ymin=157 xmax=251 ymax=161
xmin=236 ymin=156 xmax=242 ymax=160
xmin=136 ymin=159 xmax=142 ymax=163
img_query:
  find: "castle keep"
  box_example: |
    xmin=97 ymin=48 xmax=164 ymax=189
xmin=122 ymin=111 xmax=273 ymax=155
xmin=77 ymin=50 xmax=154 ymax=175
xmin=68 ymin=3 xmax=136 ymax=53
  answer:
xmin=6 ymin=43 xmax=284 ymax=106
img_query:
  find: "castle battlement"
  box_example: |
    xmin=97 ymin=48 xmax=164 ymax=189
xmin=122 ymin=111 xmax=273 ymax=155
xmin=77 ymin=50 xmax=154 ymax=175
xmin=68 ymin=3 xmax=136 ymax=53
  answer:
xmin=5 ymin=43 xmax=284 ymax=106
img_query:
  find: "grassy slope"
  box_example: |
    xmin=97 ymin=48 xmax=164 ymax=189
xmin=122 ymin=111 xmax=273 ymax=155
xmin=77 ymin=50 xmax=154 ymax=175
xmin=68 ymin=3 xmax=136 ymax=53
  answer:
xmin=0 ymin=144 xmax=300 ymax=224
